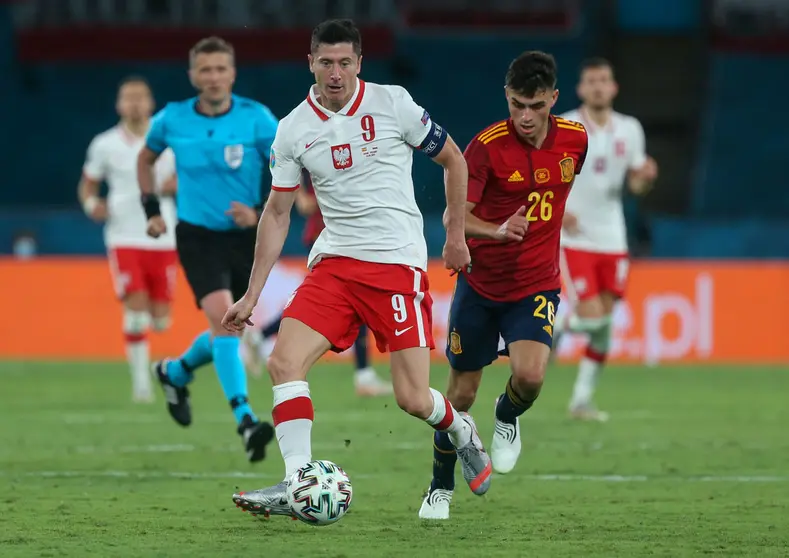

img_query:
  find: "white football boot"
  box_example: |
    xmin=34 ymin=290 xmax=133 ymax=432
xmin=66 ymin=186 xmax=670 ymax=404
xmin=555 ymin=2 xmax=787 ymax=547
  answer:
xmin=569 ymin=402 xmax=610 ymax=422
xmin=354 ymin=367 xmax=393 ymax=397
xmin=418 ymin=486 xmax=453 ymax=520
xmin=491 ymin=396 xmax=522 ymax=474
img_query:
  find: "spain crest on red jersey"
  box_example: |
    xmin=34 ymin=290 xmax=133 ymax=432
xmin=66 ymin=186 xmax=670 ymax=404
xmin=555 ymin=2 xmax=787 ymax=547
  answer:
xmin=559 ymin=157 xmax=575 ymax=183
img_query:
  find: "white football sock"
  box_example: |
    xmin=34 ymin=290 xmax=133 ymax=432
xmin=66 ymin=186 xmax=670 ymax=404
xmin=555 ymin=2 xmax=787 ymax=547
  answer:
xmin=570 ymin=320 xmax=611 ymax=408
xmin=570 ymin=357 xmax=600 ymax=407
xmin=125 ymin=338 xmax=151 ymax=395
xmin=426 ymin=388 xmax=472 ymax=447
xmin=272 ymin=381 xmax=313 ymax=479
xmin=568 ymin=313 xmax=611 ymax=333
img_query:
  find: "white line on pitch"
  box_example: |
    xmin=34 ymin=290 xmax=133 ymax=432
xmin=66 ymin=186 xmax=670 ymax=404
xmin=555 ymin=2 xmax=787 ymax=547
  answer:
xmin=70 ymin=441 xmax=427 ymax=455
xmin=47 ymin=410 xmax=661 ymax=426
xmin=2 ymin=471 xmax=787 ymax=483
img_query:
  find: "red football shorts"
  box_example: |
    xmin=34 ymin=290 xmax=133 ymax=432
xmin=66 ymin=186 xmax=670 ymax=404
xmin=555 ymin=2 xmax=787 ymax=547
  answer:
xmin=282 ymin=256 xmax=435 ymax=353
xmin=108 ymin=247 xmax=178 ymax=302
xmin=560 ymin=247 xmax=629 ymax=301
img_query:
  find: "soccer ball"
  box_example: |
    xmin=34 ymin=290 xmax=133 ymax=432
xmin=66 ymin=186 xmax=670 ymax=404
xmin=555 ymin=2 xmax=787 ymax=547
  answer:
xmin=286 ymin=460 xmax=353 ymax=526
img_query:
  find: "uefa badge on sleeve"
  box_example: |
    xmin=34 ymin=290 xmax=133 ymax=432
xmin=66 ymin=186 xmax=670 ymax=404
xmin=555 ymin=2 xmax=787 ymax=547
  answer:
xmin=269 ymin=149 xmax=276 ymax=170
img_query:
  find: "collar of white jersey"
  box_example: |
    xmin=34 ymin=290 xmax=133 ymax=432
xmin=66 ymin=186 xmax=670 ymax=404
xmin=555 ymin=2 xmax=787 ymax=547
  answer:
xmin=306 ymin=79 xmax=366 ymax=121
xmin=117 ymin=123 xmax=149 ymax=145
xmin=579 ymin=106 xmax=615 ymax=134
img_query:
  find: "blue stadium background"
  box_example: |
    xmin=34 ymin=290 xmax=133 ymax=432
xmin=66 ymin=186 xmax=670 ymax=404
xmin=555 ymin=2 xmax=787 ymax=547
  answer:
xmin=1 ymin=0 xmax=787 ymax=259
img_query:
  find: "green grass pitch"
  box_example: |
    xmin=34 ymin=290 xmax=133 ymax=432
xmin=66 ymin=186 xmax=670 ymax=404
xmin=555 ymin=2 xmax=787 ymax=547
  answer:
xmin=1 ymin=361 xmax=787 ymax=557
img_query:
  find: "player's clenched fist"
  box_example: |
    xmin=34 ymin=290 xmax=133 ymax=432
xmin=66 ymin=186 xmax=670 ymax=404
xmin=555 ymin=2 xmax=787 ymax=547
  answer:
xmin=146 ymin=216 xmax=167 ymax=238
xmin=442 ymin=233 xmax=471 ymax=273
xmin=222 ymin=296 xmax=257 ymax=332
xmin=495 ymin=205 xmax=529 ymax=242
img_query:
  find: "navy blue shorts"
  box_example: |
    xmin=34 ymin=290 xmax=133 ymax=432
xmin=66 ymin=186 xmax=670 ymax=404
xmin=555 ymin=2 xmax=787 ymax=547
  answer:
xmin=445 ymin=273 xmax=560 ymax=372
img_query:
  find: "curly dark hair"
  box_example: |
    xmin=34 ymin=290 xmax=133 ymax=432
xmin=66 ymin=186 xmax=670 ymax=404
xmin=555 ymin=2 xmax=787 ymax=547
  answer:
xmin=505 ymin=51 xmax=558 ymax=97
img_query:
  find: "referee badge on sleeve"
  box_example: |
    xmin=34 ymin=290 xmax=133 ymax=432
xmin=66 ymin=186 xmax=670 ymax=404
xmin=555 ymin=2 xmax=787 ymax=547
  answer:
xmin=224 ymin=144 xmax=244 ymax=169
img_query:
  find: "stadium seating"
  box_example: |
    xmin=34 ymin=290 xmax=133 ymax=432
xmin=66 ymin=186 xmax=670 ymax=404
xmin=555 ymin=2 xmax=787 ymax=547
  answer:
xmin=692 ymin=53 xmax=789 ymax=217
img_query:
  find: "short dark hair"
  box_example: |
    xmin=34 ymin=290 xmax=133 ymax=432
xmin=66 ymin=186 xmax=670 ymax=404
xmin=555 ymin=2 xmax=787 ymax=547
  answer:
xmin=118 ymin=75 xmax=150 ymax=91
xmin=190 ymin=36 xmax=235 ymax=65
xmin=579 ymin=57 xmax=615 ymax=77
xmin=505 ymin=51 xmax=558 ymax=97
xmin=310 ymin=19 xmax=362 ymax=56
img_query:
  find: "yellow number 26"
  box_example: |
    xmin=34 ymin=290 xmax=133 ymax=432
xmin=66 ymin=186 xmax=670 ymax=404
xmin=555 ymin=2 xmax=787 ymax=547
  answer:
xmin=525 ymin=190 xmax=554 ymax=222
xmin=533 ymin=295 xmax=556 ymax=325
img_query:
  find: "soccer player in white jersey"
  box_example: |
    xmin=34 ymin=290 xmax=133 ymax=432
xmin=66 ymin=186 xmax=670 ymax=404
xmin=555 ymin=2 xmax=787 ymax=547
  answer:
xmin=222 ymin=19 xmax=492 ymax=518
xmin=78 ymin=76 xmax=178 ymax=403
xmin=556 ymin=58 xmax=658 ymax=420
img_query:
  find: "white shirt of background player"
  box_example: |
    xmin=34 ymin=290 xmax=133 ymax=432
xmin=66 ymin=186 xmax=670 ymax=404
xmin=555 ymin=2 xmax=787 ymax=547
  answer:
xmin=559 ymin=108 xmax=647 ymax=254
xmin=268 ymin=79 xmax=445 ymax=271
xmin=83 ymin=126 xmax=177 ymax=250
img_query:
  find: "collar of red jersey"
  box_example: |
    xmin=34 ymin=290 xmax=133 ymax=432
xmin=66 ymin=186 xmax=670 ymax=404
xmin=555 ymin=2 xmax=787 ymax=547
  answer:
xmin=307 ymin=78 xmax=366 ymax=120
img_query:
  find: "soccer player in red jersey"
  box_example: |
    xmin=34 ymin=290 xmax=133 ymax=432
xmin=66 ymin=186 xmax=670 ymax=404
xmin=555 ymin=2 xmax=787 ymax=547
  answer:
xmin=420 ymin=51 xmax=588 ymax=520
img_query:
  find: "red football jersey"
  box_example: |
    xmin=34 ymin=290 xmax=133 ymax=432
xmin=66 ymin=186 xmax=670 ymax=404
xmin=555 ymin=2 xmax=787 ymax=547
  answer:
xmin=300 ymin=172 xmax=326 ymax=247
xmin=464 ymin=116 xmax=588 ymax=302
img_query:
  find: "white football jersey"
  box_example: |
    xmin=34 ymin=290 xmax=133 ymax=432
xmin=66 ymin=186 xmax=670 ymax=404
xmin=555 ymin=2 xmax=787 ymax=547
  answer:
xmin=83 ymin=125 xmax=177 ymax=250
xmin=269 ymin=79 xmax=437 ymax=270
xmin=559 ymin=108 xmax=647 ymax=254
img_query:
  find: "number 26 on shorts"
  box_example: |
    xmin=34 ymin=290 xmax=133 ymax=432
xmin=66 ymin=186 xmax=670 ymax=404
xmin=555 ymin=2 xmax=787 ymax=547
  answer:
xmin=532 ymin=295 xmax=555 ymax=325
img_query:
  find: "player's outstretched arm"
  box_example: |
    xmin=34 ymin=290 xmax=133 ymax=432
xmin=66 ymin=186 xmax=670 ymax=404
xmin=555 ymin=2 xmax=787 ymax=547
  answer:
xmin=222 ymin=189 xmax=296 ymax=332
xmin=452 ymin=137 xmax=527 ymax=242
xmin=247 ymin=189 xmax=297 ymax=300
xmin=77 ymin=176 xmax=107 ymax=222
xmin=137 ymin=147 xmax=160 ymax=196
xmin=627 ymin=155 xmax=658 ymax=195
xmin=459 ymin=203 xmax=528 ymax=242
xmin=432 ymin=135 xmax=468 ymax=239
xmin=432 ymin=135 xmax=472 ymax=271
xmin=137 ymin=147 xmax=167 ymax=238
xmin=80 ymin=138 xmax=108 ymax=222
xmin=223 ymin=189 xmax=296 ymax=332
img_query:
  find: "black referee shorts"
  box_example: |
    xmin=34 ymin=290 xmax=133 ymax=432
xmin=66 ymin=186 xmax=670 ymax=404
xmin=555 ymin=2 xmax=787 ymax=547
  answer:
xmin=175 ymin=221 xmax=257 ymax=308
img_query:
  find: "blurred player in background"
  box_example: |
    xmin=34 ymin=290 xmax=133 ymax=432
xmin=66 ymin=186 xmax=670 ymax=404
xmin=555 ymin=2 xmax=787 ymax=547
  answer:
xmin=556 ymin=58 xmax=658 ymax=421
xmin=137 ymin=37 xmax=277 ymax=462
xmin=419 ymin=52 xmax=589 ymax=520
xmin=78 ymin=76 xmax=177 ymax=404
xmin=224 ymin=19 xmax=491 ymax=518
xmin=243 ymin=169 xmax=393 ymax=396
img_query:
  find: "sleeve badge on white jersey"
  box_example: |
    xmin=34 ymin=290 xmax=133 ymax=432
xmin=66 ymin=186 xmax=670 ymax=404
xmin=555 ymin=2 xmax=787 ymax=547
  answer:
xmin=420 ymin=110 xmax=430 ymax=125
xmin=224 ymin=144 xmax=244 ymax=169
xmin=332 ymin=144 xmax=353 ymax=169
xmin=269 ymin=149 xmax=276 ymax=169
